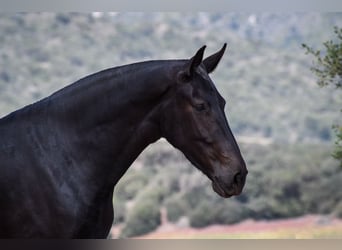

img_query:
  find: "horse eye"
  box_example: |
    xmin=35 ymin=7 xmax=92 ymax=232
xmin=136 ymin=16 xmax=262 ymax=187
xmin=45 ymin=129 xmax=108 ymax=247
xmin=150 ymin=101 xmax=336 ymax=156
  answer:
xmin=194 ymin=103 xmax=206 ymax=112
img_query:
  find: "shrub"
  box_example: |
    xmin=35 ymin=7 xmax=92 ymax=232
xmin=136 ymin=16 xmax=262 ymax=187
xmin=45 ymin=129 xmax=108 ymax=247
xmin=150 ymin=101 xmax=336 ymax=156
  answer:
xmin=119 ymin=181 xmax=169 ymax=237
xmin=114 ymin=171 xmax=149 ymax=201
xmin=112 ymin=198 xmax=127 ymax=224
xmin=164 ymin=194 xmax=190 ymax=222
xmin=189 ymin=200 xmax=249 ymax=228
xmin=120 ymin=198 xmax=161 ymax=237
xmin=333 ymin=201 xmax=342 ymax=218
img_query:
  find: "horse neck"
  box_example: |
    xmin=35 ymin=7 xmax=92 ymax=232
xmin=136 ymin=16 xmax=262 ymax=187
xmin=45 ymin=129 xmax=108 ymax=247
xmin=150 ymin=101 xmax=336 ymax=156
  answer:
xmin=49 ymin=62 xmax=174 ymax=185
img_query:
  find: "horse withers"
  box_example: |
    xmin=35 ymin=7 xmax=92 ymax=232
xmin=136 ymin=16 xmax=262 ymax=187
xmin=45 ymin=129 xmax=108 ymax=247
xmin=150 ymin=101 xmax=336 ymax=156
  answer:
xmin=0 ymin=44 xmax=247 ymax=238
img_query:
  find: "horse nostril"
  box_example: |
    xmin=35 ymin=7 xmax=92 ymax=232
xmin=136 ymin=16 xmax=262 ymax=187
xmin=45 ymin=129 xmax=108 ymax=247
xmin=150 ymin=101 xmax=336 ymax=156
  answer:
xmin=233 ymin=172 xmax=242 ymax=186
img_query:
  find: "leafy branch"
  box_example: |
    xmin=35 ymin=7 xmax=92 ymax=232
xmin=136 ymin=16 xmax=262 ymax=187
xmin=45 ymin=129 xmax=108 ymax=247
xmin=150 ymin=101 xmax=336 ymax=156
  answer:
xmin=302 ymin=26 xmax=342 ymax=167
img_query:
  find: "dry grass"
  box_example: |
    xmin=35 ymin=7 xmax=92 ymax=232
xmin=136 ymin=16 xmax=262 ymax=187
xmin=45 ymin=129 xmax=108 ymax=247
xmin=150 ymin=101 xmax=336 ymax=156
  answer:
xmin=130 ymin=215 xmax=342 ymax=239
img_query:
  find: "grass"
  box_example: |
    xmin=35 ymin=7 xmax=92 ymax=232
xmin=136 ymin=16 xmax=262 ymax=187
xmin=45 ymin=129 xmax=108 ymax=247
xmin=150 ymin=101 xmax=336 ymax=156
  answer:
xmin=138 ymin=227 xmax=342 ymax=239
xmin=135 ymin=217 xmax=342 ymax=239
xmin=191 ymin=228 xmax=342 ymax=239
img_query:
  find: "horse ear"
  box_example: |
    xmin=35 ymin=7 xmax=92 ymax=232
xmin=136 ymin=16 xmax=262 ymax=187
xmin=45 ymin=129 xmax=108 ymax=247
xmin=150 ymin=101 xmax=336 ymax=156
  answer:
xmin=179 ymin=45 xmax=206 ymax=81
xmin=203 ymin=43 xmax=227 ymax=74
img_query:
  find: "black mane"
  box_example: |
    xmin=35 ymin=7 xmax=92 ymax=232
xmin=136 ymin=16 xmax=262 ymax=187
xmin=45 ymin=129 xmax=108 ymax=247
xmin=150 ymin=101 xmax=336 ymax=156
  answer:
xmin=49 ymin=60 xmax=182 ymax=101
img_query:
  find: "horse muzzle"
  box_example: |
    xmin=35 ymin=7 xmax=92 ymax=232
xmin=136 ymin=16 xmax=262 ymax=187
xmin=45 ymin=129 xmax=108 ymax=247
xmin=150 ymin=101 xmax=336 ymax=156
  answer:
xmin=211 ymin=170 xmax=247 ymax=198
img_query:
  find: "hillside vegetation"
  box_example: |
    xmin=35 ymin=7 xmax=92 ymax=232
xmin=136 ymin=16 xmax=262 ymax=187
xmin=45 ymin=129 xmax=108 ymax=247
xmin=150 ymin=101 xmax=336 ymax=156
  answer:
xmin=0 ymin=13 xmax=341 ymax=237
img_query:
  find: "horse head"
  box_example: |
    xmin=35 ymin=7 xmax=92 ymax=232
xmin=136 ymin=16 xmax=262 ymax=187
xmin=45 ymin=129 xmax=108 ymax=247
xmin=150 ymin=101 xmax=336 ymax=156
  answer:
xmin=161 ymin=44 xmax=247 ymax=198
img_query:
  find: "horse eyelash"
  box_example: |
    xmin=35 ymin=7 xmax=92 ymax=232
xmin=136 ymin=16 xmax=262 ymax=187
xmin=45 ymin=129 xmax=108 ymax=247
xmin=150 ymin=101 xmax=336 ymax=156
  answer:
xmin=194 ymin=103 xmax=207 ymax=111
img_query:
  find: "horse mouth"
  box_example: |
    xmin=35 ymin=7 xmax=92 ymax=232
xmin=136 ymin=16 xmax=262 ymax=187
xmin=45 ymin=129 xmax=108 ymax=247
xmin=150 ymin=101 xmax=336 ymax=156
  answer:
xmin=211 ymin=180 xmax=239 ymax=198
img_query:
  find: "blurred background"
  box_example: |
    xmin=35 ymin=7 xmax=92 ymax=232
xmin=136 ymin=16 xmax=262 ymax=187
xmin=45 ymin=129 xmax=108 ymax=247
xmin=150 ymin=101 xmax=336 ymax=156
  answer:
xmin=0 ymin=12 xmax=341 ymax=238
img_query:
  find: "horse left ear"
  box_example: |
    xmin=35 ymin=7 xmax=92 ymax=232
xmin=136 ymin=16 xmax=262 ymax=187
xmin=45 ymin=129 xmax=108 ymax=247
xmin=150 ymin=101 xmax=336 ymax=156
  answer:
xmin=179 ymin=45 xmax=206 ymax=81
xmin=203 ymin=43 xmax=227 ymax=74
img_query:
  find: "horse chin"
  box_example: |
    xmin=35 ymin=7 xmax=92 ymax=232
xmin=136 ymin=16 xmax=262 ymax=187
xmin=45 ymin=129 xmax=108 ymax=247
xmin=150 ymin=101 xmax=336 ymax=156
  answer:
xmin=211 ymin=181 xmax=234 ymax=198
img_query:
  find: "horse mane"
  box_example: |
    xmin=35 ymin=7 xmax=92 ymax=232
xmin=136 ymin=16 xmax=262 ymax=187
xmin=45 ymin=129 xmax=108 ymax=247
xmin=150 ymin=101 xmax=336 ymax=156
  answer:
xmin=49 ymin=60 xmax=180 ymax=100
xmin=0 ymin=59 xmax=184 ymax=122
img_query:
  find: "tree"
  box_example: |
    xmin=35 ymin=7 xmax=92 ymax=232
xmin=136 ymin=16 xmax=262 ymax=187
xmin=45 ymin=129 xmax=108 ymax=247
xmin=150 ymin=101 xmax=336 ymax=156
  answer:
xmin=302 ymin=26 xmax=342 ymax=167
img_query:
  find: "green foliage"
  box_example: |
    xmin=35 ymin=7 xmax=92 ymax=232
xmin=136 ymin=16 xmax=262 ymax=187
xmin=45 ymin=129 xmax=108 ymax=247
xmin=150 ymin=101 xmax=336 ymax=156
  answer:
xmin=334 ymin=201 xmax=342 ymax=218
xmin=114 ymin=141 xmax=342 ymax=236
xmin=114 ymin=171 xmax=149 ymax=201
xmin=302 ymin=26 xmax=342 ymax=167
xmin=164 ymin=194 xmax=189 ymax=222
xmin=302 ymin=26 xmax=342 ymax=88
xmin=118 ymin=169 xmax=172 ymax=237
xmin=112 ymin=198 xmax=126 ymax=224
xmin=189 ymin=200 xmax=249 ymax=228
xmin=332 ymin=125 xmax=342 ymax=167
xmin=119 ymin=198 xmax=161 ymax=237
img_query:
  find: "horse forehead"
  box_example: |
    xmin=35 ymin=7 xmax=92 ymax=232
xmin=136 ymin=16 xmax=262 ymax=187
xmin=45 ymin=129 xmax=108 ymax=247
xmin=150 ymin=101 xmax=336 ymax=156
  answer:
xmin=197 ymin=66 xmax=211 ymax=81
xmin=194 ymin=66 xmax=227 ymax=106
xmin=194 ymin=66 xmax=216 ymax=93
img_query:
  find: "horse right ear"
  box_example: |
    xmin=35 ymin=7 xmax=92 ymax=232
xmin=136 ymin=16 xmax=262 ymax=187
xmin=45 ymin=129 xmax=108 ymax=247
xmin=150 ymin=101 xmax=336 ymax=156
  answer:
xmin=203 ymin=43 xmax=227 ymax=74
xmin=178 ymin=45 xmax=206 ymax=82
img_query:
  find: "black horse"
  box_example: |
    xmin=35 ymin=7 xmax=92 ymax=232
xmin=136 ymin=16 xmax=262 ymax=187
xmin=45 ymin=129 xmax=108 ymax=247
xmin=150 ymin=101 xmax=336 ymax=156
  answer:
xmin=0 ymin=44 xmax=247 ymax=238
